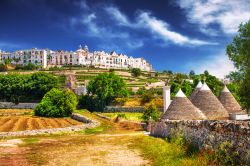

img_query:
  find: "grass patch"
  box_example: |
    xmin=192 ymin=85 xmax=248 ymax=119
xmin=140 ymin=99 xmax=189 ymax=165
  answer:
xmin=81 ymin=125 xmax=105 ymax=134
xmin=22 ymin=138 xmax=39 ymax=145
xmin=56 ymin=75 xmax=66 ymax=87
xmin=129 ymin=135 xmax=208 ymax=166
xmin=76 ymin=75 xmax=97 ymax=81
xmin=101 ymin=112 xmax=143 ymax=122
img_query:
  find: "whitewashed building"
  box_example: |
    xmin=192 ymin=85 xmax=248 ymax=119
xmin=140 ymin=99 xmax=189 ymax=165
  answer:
xmin=0 ymin=45 xmax=152 ymax=71
xmin=0 ymin=48 xmax=48 ymax=68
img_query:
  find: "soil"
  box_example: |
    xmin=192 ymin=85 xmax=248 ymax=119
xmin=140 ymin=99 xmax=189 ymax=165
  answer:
xmin=0 ymin=114 xmax=150 ymax=166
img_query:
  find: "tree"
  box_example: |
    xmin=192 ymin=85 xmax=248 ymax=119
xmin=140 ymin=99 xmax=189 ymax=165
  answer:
xmin=131 ymin=68 xmax=141 ymax=77
xmin=142 ymin=104 xmax=160 ymax=122
xmin=86 ymin=72 xmax=129 ymax=111
xmin=189 ymin=70 xmax=195 ymax=77
xmin=28 ymin=72 xmax=59 ymax=100
xmin=0 ymin=74 xmax=28 ymax=104
xmin=35 ymin=88 xmax=78 ymax=117
xmin=0 ymin=72 xmax=58 ymax=104
xmin=227 ymin=20 xmax=250 ymax=72
xmin=163 ymin=70 xmax=173 ymax=75
xmin=193 ymin=73 xmax=223 ymax=96
xmin=226 ymin=71 xmax=243 ymax=83
xmin=169 ymin=80 xmax=193 ymax=99
xmin=226 ymin=20 xmax=250 ymax=111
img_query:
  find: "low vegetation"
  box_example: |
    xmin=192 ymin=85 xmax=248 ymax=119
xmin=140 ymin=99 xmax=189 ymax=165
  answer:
xmin=101 ymin=112 xmax=143 ymax=122
xmin=35 ymin=88 xmax=78 ymax=117
xmin=142 ymin=104 xmax=160 ymax=122
xmin=113 ymin=97 xmax=163 ymax=108
xmin=129 ymin=135 xmax=208 ymax=166
xmin=131 ymin=68 xmax=141 ymax=77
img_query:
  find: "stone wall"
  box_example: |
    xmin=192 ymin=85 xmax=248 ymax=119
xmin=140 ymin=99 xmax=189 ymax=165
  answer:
xmin=104 ymin=106 xmax=145 ymax=113
xmin=104 ymin=106 xmax=164 ymax=113
xmin=148 ymin=120 xmax=250 ymax=163
xmin=0 ymin=102 xmax=38 ymax=109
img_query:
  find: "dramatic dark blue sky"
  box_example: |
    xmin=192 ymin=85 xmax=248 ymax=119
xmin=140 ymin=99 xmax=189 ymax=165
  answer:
xmin=0 ymin=0 xmax=250 ymax=77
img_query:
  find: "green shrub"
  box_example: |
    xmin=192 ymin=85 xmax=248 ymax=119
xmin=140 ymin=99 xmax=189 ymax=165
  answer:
xmin=35 ymin=88 xmax=78 ymax=117
xmin=131 ymin=68 xmax=141 ymax=77
xmin=78 ymin=95 xmax=103 ymax=112
xmin=15 ymin=63 xmax=39 ymax=70
xmin=0 ymin=63 xmax=8 ymax=71
xmin=142 ymin=104 xmax=160 ymax=121
xmin=141 ymin=91 xmax=155 ymax=104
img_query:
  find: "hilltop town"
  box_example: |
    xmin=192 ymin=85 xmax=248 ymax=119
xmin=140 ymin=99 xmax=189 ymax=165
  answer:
xmin=0 ymin=45 xmax=152 ymax=71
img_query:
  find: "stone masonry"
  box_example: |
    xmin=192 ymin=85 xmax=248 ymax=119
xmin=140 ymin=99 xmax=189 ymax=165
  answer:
xmin=148 ymin=120 xmax=250 ymax=164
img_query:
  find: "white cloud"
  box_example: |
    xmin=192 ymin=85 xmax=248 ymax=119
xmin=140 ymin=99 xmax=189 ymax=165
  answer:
xmin=137 ymin=12 xmax=217 ymax=46
xmin=105 ymin=6 xmax=130 ymax=26
xmin=191 ymin=53 xmax=235 ymax=78
xmin=70 ymin=13 xmax=129 ymax=39
xmin=104 ymin=6 xmax=217 ymax=46
xmin=176 ymin=0 xmax=250 ymax=34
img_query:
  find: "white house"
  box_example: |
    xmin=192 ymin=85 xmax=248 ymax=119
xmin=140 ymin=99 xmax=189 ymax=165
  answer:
xmin=0 ymin=45 xmax=153 ymax=71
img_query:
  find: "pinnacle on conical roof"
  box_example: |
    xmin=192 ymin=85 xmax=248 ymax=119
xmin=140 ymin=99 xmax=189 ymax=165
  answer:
xmin=196 ymin=81 xmax=203 ymax=89
xmin=219 ymin=85 xmax=244 ymax=114
xmin=176 ymin=89 xmax=186 ymax=97
xmin=200 ymin=82 xmax=210 ymax=91
xmin=190 ymin=81 xmax=203 ymax=101
xmin=221 ymin=85 xmax=230 ymax=92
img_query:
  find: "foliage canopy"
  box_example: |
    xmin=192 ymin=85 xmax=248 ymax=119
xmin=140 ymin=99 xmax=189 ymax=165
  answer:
xmin=35 ymin=88 xmax=77 ymax=117
xmin=81 ymin=72 xmax=128 ymax=112
xmin=0 ymin=72 xmax=59 ymax=104
xmin=226 ymin=20 xmax=250 ymax=110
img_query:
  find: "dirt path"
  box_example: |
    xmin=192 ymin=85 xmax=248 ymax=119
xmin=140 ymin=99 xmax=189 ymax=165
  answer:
xmin=0 ymin=113 xmax=150 ymax=166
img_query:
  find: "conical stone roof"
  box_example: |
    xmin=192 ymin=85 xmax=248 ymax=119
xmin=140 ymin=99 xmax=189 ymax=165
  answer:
xmin=191 ymin=82 xmax=229 ymax=120
xmin=219 ymin=85 xmax=244 ymax=114
xmin=161 ymin=89 xmax=206 ymax=120
xmin=190 ymin=81 xmax=203 ymax=101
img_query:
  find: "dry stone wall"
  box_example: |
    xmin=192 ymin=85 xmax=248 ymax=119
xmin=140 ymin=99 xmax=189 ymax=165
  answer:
xmin=0 ymin=102 xmax=38 ymax=109
xmin=148 ymin=120 xmax=250 ymax=164
xmin=104 ymin=106 xmax=164 ymax=113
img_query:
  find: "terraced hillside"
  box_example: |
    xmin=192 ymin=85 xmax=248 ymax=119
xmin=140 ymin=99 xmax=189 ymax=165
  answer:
xmin=72 ymin=69 xmax=164 ymax=90
xmin=3 ymin=68 xmax=168 ymax=90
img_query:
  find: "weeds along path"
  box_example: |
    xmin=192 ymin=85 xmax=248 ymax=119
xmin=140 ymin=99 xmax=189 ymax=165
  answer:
xmin=0 ymin=111 xmax=150 ymax=166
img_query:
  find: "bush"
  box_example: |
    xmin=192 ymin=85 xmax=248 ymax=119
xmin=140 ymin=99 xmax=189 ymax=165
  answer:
xmin=131 ymin=68 xmax=141 ymax=77
xmin=113 ymin=98 xmax=129 ymax=106
xmin=15 ymin=63 xmax=39 ymax=70
xmin=35 ymin=88 xmax=78 ymax=117
xmin=141 ymin=91 xmax=155 ymax=104
xmin=142 ymin=104 xmax=160 ymax=122
xmin=78 ymin=95 xmax=103 ymax=112
xmin=0 ymin=63 xmax=8 ymax=71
